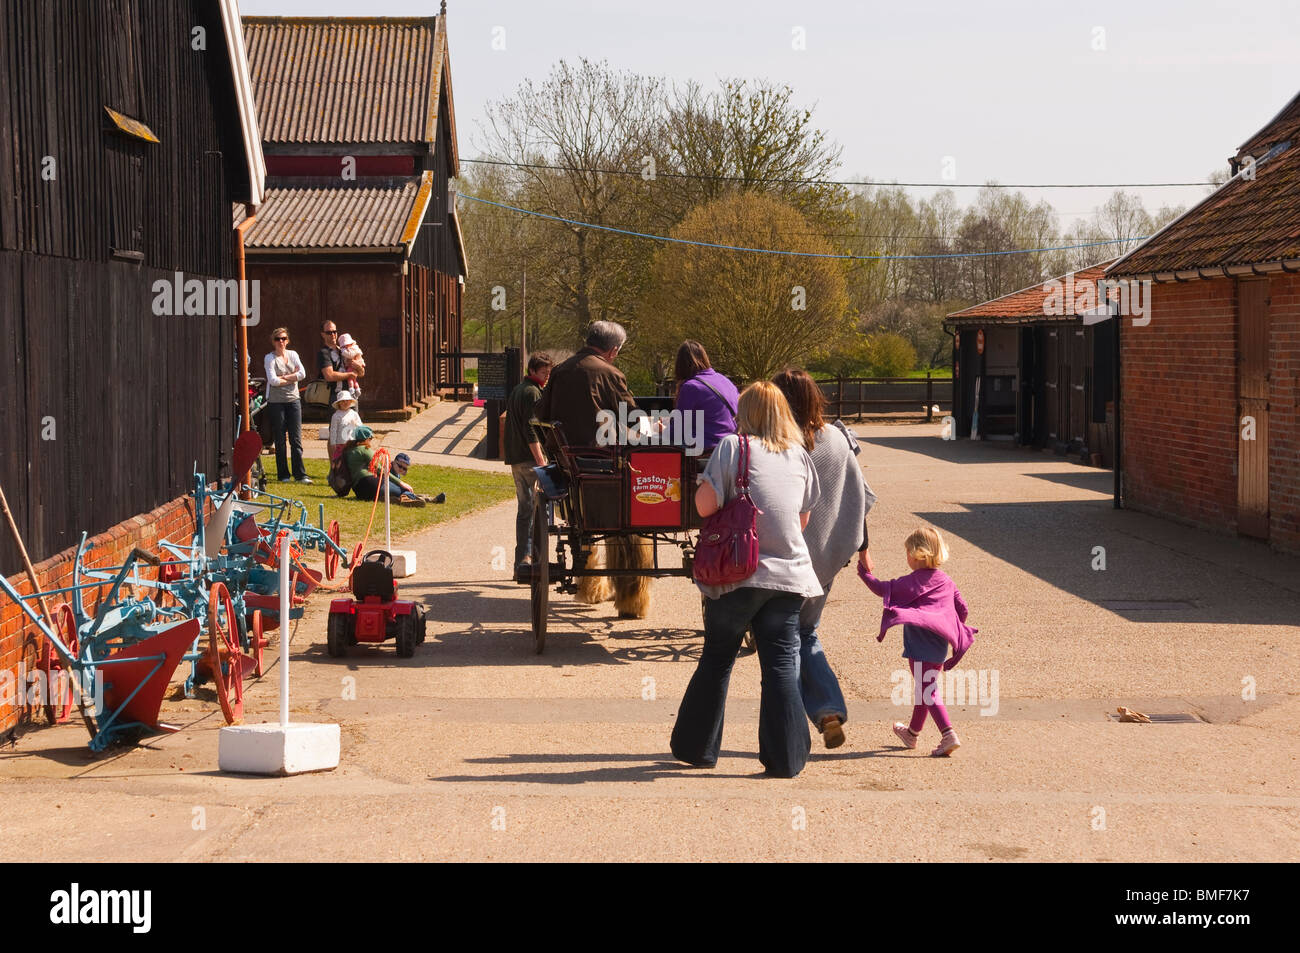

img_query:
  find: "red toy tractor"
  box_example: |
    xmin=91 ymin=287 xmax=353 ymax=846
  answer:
xmin=327 ymin=550 xmax=427 ymax=658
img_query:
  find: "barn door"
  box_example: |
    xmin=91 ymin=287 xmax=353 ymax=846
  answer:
xmin=1237 ymin=280 xmax=1269 ymax=539
xmin=1043 ymin=329 xmax=1060 ymax=445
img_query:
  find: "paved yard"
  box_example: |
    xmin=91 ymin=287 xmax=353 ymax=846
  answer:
xmin=2 ymin=423 xmax=1297 ymax=862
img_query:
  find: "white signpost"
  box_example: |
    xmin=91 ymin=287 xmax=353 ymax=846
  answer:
xmin=218 ymin=533 xmax=340 ymax=775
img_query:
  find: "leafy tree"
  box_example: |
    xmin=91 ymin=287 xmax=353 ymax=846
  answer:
xmin=643 ymin=192 xmax=851 ymax=381
xmin=809 ymin=332 xmax=874 ymax=377
xmin=864 ymin=332 xmax=916 ymax=377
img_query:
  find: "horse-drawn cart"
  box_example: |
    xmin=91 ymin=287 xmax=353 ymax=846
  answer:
xmin=526 ymin=421 xmax=710 ymax=654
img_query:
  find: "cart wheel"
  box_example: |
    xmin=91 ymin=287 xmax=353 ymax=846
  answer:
xmin=324 ymin=519 xmax=341 ymax=580
xmin=530 ymin=494 xmax=549 ymax=654
xmin=250 ymin=609 xmax=265 ymax=678
xmin=40 ymin=604 xmax=79 ymax=725
xmin=394 ymin=613 xmax=418 ymax=658
xmin=326 ymin=613 xmax=350 ymax=658
xmin=207 ymin=583 xmax=244 ymax=724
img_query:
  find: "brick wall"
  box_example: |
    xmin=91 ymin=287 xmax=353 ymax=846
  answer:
xmin=1120 ymin=274 xmax=1300 ymax=553
xmin=0 ymin=492 xmax=211 ymax=735
xmin=1269 ymin=273 xmax=1300 ymax=552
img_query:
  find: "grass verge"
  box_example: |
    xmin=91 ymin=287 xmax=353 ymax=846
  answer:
xmin=262 ymin=458 xmax=514 ymax=550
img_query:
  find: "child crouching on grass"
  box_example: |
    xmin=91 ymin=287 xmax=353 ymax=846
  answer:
xmin=858 ymin=526 xmax=976 ymax=757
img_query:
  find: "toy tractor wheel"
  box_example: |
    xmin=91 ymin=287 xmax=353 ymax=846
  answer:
xmin=394 ymin=613 xmax=418 ymax=658
xmin=530 ymin=494 xmax=549 ymax=655
xmin=250 ymin=609 xmax=266 ymax=678
xmin=40 ymin=603 xmax=79 ymax=724
xmin=327 ymin=613 xmax=351 ymax=658
xmin=207 ymin=583 xmax=244 ymax=724
xmin=324 ymin=520 xmax=341 ymax=580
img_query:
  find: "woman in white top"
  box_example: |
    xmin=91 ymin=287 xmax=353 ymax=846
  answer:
xmin=263 ymin=327 xmax=310 ymax=483
xmin=670 ymin=381 xmax=822 ymax=779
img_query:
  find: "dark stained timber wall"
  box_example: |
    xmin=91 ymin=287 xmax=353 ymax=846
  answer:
xmin=0 ymin=251 xmax=235 ymax=576
xmin=0 ymin=0 xmax=246 ymax=574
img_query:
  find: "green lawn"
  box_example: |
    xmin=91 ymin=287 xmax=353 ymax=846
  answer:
xmin=264 ymin=459 xmax=514 ymax=551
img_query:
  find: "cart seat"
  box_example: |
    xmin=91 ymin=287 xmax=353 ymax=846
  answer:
xmin=352 ymin=559 xmax=395 ymax=602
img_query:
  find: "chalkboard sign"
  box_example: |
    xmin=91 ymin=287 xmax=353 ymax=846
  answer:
xmin=478 ymin=354 xmax=508 ymax=400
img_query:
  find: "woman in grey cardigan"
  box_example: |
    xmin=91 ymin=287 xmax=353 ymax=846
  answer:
xmin=772 ymin=368 xmax=873 ymax=749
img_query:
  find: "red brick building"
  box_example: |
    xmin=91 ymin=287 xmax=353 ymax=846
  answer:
xmin=1107 ymin=92 xmax=1300 ymax=552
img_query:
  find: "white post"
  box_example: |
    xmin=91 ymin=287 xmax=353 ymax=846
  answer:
xmin=279 ymin=533 xmax=290 ymax=727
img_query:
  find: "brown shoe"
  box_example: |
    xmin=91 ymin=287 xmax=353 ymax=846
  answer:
xmin=820 ymin=716 xmax=846 ymax=749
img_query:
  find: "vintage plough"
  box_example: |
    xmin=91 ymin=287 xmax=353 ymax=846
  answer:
xmin=0 ymin=434 xmax=353 ymax=750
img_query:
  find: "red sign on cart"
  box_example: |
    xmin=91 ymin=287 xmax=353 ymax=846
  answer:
xmin=628 ymin=452 xmax=683 ymax=527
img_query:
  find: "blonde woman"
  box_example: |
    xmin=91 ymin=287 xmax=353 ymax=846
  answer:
xmin=263 ymin=327 xmax=310 ymax=483
xmin=670 ymin=381 xmax=823 ymax=778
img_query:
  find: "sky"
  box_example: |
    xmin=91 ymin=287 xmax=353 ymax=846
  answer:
xmin=239 ymin=0 xmax=1300 ymax=232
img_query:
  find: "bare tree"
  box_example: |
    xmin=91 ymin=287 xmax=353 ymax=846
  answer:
xmin=480 ymin=59 xmax=668 ymax=344
xmin=658 ymin=79 xmax=847 ymax=232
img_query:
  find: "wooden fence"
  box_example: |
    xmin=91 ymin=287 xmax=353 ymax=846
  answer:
xmin=656 ymin=374 xmax=953 ymax=420
xmin=822 ymin=374 xmax=953 ymax=420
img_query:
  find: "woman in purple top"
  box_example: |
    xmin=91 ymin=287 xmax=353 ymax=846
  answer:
xmin=673 ymin=341 xmax=739 ymax=452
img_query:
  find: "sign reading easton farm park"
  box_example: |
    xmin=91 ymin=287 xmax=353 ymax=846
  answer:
xmin=627 ymin=452 xmax=683 ymax=527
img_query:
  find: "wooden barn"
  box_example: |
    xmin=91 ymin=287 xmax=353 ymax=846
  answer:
xmin=946 ymin=262 xmax=1117 ymax=465
xmin=0 ymin=0 xmax=264 ymax=730
xmin=1107 ymin=92 xmax=1300 ymax=552
xmin=239 ymin=12 xmax=468 ymax=418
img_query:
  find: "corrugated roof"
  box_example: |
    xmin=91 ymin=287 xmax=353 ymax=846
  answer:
xmin=1109 ymin=92 xmax=1300 ymax=277
xmin=242 ymin=16 xmax=443 ymax=145
xmin=947 ymin=262 xmax=1115 ymax=324
xmin=235 ymin=175 xmax=432 ymax=253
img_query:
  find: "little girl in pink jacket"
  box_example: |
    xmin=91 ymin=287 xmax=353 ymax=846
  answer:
xmin=858 ymin=526 xmax=976 ymax=756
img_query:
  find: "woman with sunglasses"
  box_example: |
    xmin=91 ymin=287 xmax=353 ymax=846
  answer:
xmin=264 ymin=327 xmax=311 ymax=484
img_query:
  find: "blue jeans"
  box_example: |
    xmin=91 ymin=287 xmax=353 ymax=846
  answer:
xmin=798 ymin=581 xmax=848 ymax=728
xmin=671 ymin=587 xmax=811 ymax=778
xmin=268 ymin=400 xmax=305 ymax=480
xmin=511 ymin=462 xmax=538 ymax=565
xmin=352 ymin=475 xmax=402 ymax=501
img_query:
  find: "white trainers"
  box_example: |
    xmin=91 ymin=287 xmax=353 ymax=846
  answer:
xmin=931 ymin=730 xmax=960 ymax=757
xmin=892 ymin=722 xmax=918 ymax=749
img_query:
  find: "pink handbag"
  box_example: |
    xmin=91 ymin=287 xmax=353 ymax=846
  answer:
xmin=693 ymin=435 xmax=761 ymax=587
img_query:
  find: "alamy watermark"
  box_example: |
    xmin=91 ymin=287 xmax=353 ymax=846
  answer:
xmin=595 ymin=404 xmax=707 ymax=456
xmin=1042 ymin=272 xmax=1150 ymax=326
xmin=891 ymin=663 xmax=999 ymax=716
xmin=151 ymin=271 xmax=260 ymax=326
xmin=0 ymin=663 xmax=104 ymax=713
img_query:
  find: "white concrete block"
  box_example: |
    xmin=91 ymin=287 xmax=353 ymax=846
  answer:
xmin=317 ymin=426 xmax=330 ymax=440
xmin=218 ymin=722 xmax=340 ymax=776
xmin=390 ymin=549 xmax=417 ymax=577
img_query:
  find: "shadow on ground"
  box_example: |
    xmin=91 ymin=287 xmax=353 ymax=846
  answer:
xmin=918 ymin=500 xmax=1300 ymax=625
xmin=431 ymin=751 xmax=767 ymax=784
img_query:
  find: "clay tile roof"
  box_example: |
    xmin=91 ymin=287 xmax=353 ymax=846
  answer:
xmin=946 ymin=262 xmax=1115 ymax=324
xmin=242 ymin=16 xmax=444 ymax=145
xmin=1108 ymin=92 xmax=1300 ymax=277
xmin=234 ymin=174 xmax=433 ymax=253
